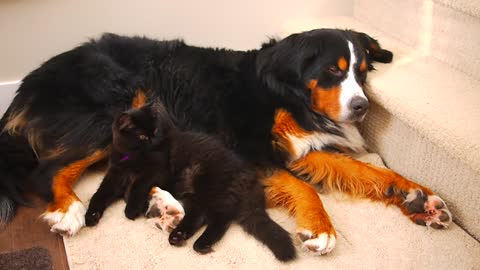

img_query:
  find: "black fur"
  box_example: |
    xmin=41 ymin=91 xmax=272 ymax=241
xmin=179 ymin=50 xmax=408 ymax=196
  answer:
xmin=0 ymin=29 xmax=392 ymax=227
xmin=87 ymin=104 xmax=296 ymax=261
xmin=85 ymin=105 xmax=167 ymax=225
xmin=0 ymin=121 xmax=37 ymax=227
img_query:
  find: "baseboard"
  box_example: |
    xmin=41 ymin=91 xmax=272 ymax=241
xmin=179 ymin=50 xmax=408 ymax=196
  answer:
xmin=0 ymin=80 xmax=20 ymax=116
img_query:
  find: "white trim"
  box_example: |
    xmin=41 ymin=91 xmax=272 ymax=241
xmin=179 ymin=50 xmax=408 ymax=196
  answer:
xmin=0 ymin=80 xmax=21 ymax=116
xmin=0 ymin=80 xmax=21 ymax=86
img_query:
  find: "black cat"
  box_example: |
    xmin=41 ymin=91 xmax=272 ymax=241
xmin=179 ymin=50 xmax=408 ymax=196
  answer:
xmin=84 ymin=104 xmax=169 ymax=225
xmin=86 ymin=103 xmax=296 ymax=261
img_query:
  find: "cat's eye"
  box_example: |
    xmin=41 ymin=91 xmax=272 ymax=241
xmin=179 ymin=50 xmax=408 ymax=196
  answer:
xmin=138 ymin=134 xmax=149 ymax=140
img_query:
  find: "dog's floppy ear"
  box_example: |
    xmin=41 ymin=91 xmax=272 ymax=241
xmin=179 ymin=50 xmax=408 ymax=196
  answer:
xmin=256 ymin=33 xmax=320 ymax=95
xmin=351 ymin=31 xmax=393 ymax=70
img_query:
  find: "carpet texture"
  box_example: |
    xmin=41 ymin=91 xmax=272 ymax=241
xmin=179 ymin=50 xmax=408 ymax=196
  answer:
xmin=0 ymin=247 xmax=52 ymax=270
xmin=63 ymin=154 xmax=480 ymax=270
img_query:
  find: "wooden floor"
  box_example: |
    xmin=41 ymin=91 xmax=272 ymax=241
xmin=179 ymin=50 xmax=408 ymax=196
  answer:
xmin=0 ymin=196 xmax=69 ymax=270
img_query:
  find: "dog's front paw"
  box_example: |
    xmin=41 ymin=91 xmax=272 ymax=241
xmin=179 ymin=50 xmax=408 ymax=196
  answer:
xmin=146 ymin=187 xmax=185 ymax=233
xmin=403 ymin=189 xmax=452 ymax=229
xmin=297 ymin=229 xmax=336 ymax=255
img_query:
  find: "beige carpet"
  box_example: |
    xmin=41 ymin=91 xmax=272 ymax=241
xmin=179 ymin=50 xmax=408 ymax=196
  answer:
xmin=64 ymin=154 xmax=480 ymax=270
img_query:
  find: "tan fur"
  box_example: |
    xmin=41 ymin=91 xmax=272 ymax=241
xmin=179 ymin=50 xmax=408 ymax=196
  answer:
xmin=132 ymin=89 xmax=147 ymax=108
xmin=271 ymin=109 xmax=310 ymax=157
xmin=47 ymin=150 xmax=108 ymax=212
xmin=3 ymin=108 xmax=44 ymax=157
xmin=3 ymin=108 xmax=28 ymax=135
xmin=288 ymin=151 xmax=434 ymax=210
xmin=307 ymin=80 xmax=342 ymax=121
xmin=263 ymin=170 xmax=336 ymax=237
xmin=41 ymin=145 xmax=67 ymax=160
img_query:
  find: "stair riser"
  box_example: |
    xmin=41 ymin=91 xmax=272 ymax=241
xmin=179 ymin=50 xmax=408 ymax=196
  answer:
xmin=361 ymin=102 xmax=480 ymax=240
xmin=354 ymin=0 xmax=480 ymax=80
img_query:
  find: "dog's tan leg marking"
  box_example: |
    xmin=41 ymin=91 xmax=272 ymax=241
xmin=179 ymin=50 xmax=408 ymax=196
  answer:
xmin=289 ymin=151 xmax=452 ymax=229
xmin=264 ymin=170 xmax=336 ymax=255
xmin=42 ymin=150 xmax=107 ymax=236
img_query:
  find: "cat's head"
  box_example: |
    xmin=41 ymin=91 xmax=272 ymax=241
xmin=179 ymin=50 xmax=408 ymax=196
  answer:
xmin=112 ymin=103 xmax=160 ymax=154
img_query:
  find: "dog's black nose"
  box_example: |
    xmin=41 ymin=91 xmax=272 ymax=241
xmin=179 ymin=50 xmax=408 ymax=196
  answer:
xmin=350 ymin=96 xmax=369 ymax=116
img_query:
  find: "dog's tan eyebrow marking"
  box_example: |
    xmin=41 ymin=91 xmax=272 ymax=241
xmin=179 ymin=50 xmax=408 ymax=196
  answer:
xmin=308 ymin=79 xmax=318 ymax=90
xmin=338 ymin=57 xmax=348 ymax=71
xmin=360 ymin=60 xmax=367 ymax=72
xmin=132 ymin=89 xmax=147 ymax=108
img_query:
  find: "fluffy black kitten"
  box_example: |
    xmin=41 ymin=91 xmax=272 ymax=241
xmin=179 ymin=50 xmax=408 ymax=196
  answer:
xmin=87 ymin=103 xmax=296 ymax=261
xmin=85 ymin=104 xmax=168 ymax=225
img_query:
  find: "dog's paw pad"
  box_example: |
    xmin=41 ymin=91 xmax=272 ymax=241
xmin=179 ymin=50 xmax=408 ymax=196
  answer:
xmin=297 ymin=230 xmax=336 ymax=255
xmin=404 ymin=190 xmax=452 ymax=229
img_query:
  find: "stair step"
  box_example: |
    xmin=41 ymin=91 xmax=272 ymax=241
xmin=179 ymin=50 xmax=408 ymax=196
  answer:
xmin=353 ymin=0 xmax=480 ymax=81
xmin=434 ymin=0 xmax=480 ymax=17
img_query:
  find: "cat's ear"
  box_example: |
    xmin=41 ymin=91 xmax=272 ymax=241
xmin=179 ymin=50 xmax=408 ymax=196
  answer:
xmin=117 ymin=113 xmax=135 ymax=131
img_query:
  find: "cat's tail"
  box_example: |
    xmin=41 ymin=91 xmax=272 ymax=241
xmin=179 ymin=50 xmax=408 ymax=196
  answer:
xmin=238 ymin=208 xmax=296 ymax=262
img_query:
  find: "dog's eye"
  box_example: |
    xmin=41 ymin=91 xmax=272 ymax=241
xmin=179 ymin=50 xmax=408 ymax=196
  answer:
xmin=138 ymin=134 xmax=149 ymax=140
xmin=327 ymin=65 xmax=343 ymax=77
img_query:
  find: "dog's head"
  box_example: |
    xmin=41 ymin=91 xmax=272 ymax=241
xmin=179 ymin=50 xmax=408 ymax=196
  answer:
xmin=257 ymin=29 xmax=393 ymax=123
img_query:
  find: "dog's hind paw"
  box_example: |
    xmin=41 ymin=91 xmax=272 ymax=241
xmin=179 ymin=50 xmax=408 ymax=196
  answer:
xmin=146 ymin=187 xmax=185 ymax=233
xmin=42 ymin=201 xmax=86 ymax=236
xmin=403 ymin=189 xmax=452 ymax=229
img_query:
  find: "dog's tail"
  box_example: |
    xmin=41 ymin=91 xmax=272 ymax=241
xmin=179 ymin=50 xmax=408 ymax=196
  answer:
xmin=238 ymin=208 xmax=296 ymax=261
xmin=0 ymin=118 xmax=38 ymax=228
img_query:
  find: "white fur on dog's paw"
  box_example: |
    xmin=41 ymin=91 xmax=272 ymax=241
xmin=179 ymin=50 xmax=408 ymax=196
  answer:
xmin=42 ymin=201 xmax=86 ymax=236
xmin=146 ymin=187 xmax=185 ymax=233
xmin=297 ymin=230 xmax=336 ymax=255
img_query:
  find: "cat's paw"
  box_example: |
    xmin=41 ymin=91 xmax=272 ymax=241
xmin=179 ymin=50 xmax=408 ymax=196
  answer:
xmin=193 ymin=239 xmax=214 ymax=254
xmin=124 ymin=204 xmax=143 ymax=220
xmin=146 ymin=187 xmax=185 ymax=233
xmin=169 ymin=230 xmax=188 ymax=246
xmin=85 ymin=210 xmax=102 ymax=227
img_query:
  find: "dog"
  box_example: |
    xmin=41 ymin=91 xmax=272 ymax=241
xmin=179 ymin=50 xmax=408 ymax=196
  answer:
xmin=0 ymin=29 xmax=452 ymax=255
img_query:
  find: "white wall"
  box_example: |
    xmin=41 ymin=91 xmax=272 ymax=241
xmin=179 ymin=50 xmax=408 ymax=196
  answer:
xmin=0 ymin=81 xmax=20 ymax=116
xmin=0 ymin=0 xmax=352 ymax=83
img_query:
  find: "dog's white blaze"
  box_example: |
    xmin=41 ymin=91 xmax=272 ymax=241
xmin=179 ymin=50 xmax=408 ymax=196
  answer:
xmin=339 ymin=41 xmax=367 ymax=121
xmin=287 ymin=123 xmax=366 ymax=160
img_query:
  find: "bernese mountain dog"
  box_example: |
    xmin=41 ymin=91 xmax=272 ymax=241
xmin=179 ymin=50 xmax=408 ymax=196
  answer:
xmin=0 ymin=29 xmax=452 ymax=255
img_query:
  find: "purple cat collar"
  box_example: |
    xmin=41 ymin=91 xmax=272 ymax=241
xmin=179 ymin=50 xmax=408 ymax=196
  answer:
xmin=120 ymin=155 xmax=129 ymax=162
